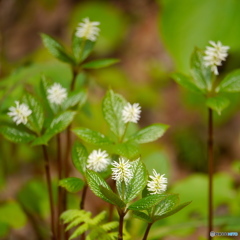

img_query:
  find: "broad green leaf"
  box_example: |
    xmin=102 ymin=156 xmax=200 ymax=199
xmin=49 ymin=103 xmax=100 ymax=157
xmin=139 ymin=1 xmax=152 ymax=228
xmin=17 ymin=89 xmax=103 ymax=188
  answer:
xmin=128 ymin=194 xmax=168 ymax=211
xmin=172 ymin=73 xmax=203 ymax=93
xmin=102 ymin=90 xmax=127 ymax=138
xmin=100 ymin=186 xmax=126 ymax=209
xmin=80 ymin=40 xmax=95 ymax=62
xmin=113 ymin=142 xmax=140 ymax=159
xmin=125 ymin=159 xmax=148 ymax=203
xmin=71 ymin=142 xmax=88 ymax=174
xmin=23 ymin=93 xmax=44 ymax=134
xmin=41 ymin=33 xmax=74 ymax=63
xmin=153 ymin=194 xmax=179 ymax=216
xmin=159 ymin=0 xmax=240 ymax=72
xmin=206 ymin=96 xmax=230 ymax=115
xmin=190 ymin=48 xmax=213 ymax=91
xmin=132 ymin=211 xmax=152 ymax=223
xmin=217 ymin=69 xmax=240 ymax=92
xmin=154 ymin=201 xmax=191 ymax=221
xmin=62 ymin=89 xmax=87 ymax=110
xmin=59 ymin=177 xmax=85 ymax=193
xmin=32 ymin=111 xmax=76 ymax=145
xmin=70 ymin=223 xmax=88 ymax=240
xmin=129 ymin=124 xmax=169 ymax=144
xmin=72 ymin=33 xmax=83 ymax=64
xmin=0 ymin=201 xmax=27 ymax=228
xmin=82 ymin=59 xmax=119 ymax=69
xmin=0 ymin=126 xmax=36 ymax=143
xmin=86 ymin=170 xmax=112 ymax=203
xmin=73 ymin=128 xmax=113 ymax=146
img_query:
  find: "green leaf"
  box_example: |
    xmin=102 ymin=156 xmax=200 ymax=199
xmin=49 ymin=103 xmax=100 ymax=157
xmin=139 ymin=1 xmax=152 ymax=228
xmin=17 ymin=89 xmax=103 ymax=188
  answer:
xmin=23 ymin=93 xmax=44 ymax=134
xmin=128 ymin=194 xmax=168 ymax=211
xmin=124 ymin=159 xmax=148 ymax=203
xmin=132 ymin=211 xmax=153 ymax=223
xmin=80 ymin=40 xmax=95 ymax=62
xmin=71 ymin=142 xmax=88 ymax=174
xmin=72 ymin=33 xmax=83 ymax=64
xmin=0 ymin=126 xmax=36 ymax=143
xmin=217 ymin=69 xmax=240 ymax=92
xmin=190 ymin=48 xmax=213 ymax=92
xmin=32 ymin=111 xmax=76 ymax=145
xmin=100 ymin=186 xmax=126 ymax=209
xmin=41 ymin=33 xmax=74 ymax=63
xmin=153 ymin=194 xmax=179 ymax=216
xmin=172 ymin=73 xmax=203 ymax=93
xmin=73 ymin=128 xmax=113 ymax=146
xmin=62 ymin=89 xmax=87 ymax=110
xmin=102 ymin=90 xmax=127 ymax=138
xmin=154 ymin=201 xmax=191 ymax=221
xmin=0 ymin=201 xmax=27 ymax=228
xmin=86 ymin=170 xmax=112 ymax=203
xmin=206 ymin=96 xmax=230 ymax=115
xmin=113 ymin=141 xmax=140 ymax=159
xmin=129 ymin=124 xmax=169 ymax=144
xmin=59 ymin=177 xmax=85 ymax=193
xmin=82 ymin=59 xmax=119 ymax=69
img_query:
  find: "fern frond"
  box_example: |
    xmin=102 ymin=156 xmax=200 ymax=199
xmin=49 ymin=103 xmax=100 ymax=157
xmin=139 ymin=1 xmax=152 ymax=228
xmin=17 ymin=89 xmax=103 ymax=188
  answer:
xmin=101 ymin=221 xmax=119 ymax=231
xmin=66 ymin=216 xmax=85 ymax=231
xmin=90 ymin=211 xmax=106 ymax=225
xmin=70 ymin=223 xmax=89 ymax=240
xmin=61 ymin=210 xmax=84 ymax=224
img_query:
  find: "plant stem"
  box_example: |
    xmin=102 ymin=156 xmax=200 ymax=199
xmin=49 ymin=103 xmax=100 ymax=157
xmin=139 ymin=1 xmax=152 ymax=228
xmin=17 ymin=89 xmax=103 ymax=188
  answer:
xmin=208 ymin=108 xmax=214 ymax=239
xmin=118 ymin=211 xmax=125 ymax=240
xmin=142 ymin=223 xmax=153 ymax=240
xmin=57 ymin=134 xmax=63 ymax=240
xmin=42 ymin=145 xmax=56 ymax=240
xmin=80 ymin=185 xmax=88 ymax=209
xmin=119 ymin=123 xmax=129 ymax=143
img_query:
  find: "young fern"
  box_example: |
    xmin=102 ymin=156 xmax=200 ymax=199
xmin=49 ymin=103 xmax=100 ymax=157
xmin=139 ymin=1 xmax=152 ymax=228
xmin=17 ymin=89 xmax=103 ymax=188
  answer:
xmin=60 ymin=210 xmax=119 ymax=240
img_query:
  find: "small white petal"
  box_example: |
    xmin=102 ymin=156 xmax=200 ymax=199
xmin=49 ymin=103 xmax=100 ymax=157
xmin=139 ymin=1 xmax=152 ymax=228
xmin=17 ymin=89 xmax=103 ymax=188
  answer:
xmin=122 ymin=103 xmax=141 ymax=123
xmin=147 ymin=169 xmax=167 ymax=195
xmin=47 ymin=83 xmax=67 ymax=105
xmin=203 ymin=41 xmax=229 ymax=75
xmin=111 ymin=158 xmax=133 ymax=183
xmin=8 ymin=101 xmax=32 ymax=125
xmin=76 ymin=17 xmax=100 ymax=42
xmin=87 ymin=149 xmax=110 ymax=172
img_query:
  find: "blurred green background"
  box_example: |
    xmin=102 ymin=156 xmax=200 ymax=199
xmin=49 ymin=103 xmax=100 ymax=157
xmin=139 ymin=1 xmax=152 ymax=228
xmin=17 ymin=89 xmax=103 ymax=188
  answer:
xmin=0 ymin=0 xmax=240 ymax=239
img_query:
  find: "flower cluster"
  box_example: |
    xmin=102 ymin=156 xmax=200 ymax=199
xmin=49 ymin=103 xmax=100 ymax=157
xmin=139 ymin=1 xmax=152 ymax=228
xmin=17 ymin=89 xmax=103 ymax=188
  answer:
xmin=8 ymin=101 xmax=32 ymax=125
xmin=87 ymin=149 xmax=110 ymax=172
xmin=76 ymin=18 xmax=100 ymax=42
xmin=147 ymin=169 xmax=167 ymax=194
xmin=122 ymin=103 xmax=141 ymax=123
xmin=47 ymin=83 xmax=67 ymax=105
xmin=203 ymin=41 xmax=229 ymax=75
xmin=112 ymin=158 xmax=133 ymax=183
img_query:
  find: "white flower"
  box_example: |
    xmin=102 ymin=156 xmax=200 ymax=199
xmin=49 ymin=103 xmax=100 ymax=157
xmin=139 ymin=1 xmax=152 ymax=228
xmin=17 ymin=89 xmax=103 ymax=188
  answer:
xmin=147 ymin=169 xmax=167 ymax=195
xmin=8 ymin=101 xmax=32 ymax=125
xmin=122 ymin=103 xmax=141 ymax=123
xmin=76 ymin=18 xmax=100 ymax=42
xmin=47 ymin=83 xmax=67 ymax=105
xmin=112 ymin=158 xmax=133 ymax=183
xmin=87 ymin=149 xmax=110 ymax=172
xmin=203 ymin=41 xmax=230 ymax=75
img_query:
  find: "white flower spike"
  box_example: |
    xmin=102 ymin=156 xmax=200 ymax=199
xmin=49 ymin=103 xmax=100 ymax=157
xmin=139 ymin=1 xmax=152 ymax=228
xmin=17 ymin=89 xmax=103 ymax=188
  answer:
xmin=122 ymin=103 xmax=141 ymax=123
xmin=147 ymin=169 xmax=167 ymax=195
xmin=8 ymin=101 xmax=32 ymax=125
xmin=87 ymin=149 xmax=110 ymax=172
xmin=76 ymin=18 xmax=100 ymax=42
xmin=47 ymin=83 xmax=67 ymax=105
xmin=203 ymin=41 xmax=230 ymax=75
xmin=112 ymin=158 xmax=133 ymax=183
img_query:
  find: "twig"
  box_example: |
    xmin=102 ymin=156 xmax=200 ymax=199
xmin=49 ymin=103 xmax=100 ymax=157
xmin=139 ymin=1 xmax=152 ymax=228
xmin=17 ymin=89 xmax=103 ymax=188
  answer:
xmin=42 ymin=145 xmax=56 ymax=240
xmin=208 ymin=108 xmax=214 ymax=239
